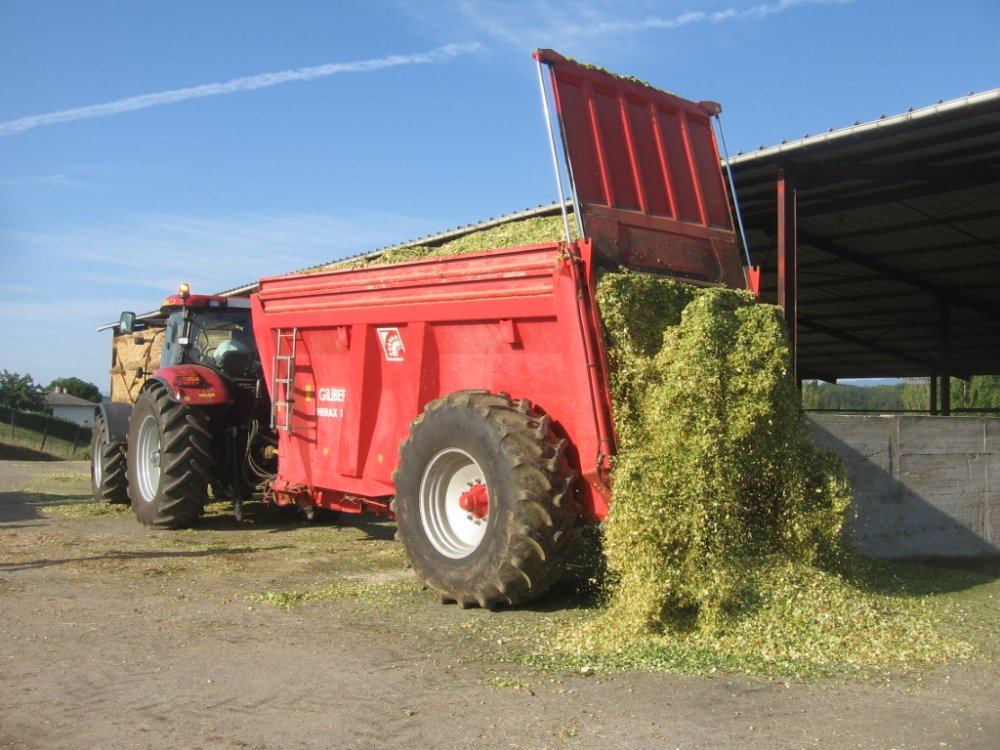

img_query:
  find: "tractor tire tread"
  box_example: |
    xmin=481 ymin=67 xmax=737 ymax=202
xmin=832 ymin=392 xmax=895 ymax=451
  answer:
xmin=91 ymin=413 xmax=130 ymax=504
xmin=127 ymin=384 xmax=209 ymax=529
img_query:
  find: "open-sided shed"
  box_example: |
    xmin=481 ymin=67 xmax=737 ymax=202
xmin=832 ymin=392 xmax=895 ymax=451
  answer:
xmin=727 ymin=87 xmax=1000 ymax=412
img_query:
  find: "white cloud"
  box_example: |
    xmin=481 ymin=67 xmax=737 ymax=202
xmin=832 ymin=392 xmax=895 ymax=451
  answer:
xmin=0 ymin=43 xmax=481 ymax=137
xmin=2 ymin=164 xmax=180 ymax=191
xmin=569 ymin=0 xmax=854 ymax=34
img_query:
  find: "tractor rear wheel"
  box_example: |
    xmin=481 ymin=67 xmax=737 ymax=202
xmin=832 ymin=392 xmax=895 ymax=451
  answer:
xmin=393 ymin=390 xmax=576 ymax=609
xmin=126 ymin=384 xmax=210 ymax=528
xmin=90 ymin=412 xmax=129 ymax=504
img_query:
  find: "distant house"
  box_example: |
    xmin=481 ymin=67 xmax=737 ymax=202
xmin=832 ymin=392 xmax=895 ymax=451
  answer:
xmin=44 ymin=388 xmax=96 ymax=427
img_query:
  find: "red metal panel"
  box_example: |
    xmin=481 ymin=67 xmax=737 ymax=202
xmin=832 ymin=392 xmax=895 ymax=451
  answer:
xmin=256 ymin=245 xmax=562 ymax=318
xmin=534 ymin=49 xmax=745 ymax=288
xmin=152 ymin=365 xmax=233 ymax=406
xmin=252 ymin=242 xmax=615 ymax=522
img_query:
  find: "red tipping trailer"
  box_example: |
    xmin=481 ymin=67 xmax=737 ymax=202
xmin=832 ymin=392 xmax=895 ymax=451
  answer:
xmin=251 ymin=50 xmax=752 ymax=608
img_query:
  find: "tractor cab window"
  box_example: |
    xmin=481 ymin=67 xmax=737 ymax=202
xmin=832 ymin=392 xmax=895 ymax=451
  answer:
xmin=163 ymin=309 xmax=257 ymax=376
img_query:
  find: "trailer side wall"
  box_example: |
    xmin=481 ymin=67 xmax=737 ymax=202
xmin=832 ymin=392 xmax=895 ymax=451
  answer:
xmin=253 ymin=241 xmax=614 ymax=520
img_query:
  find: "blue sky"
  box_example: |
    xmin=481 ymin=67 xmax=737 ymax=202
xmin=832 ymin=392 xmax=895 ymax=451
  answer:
xmin=2 ymin=0 xmax=998 ymax=393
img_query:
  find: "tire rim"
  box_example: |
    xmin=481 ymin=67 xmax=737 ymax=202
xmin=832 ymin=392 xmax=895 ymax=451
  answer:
xmin=419 ymin=448 xmax=488 ymax=559
xmin=134 ymin=414 xmax=161 ymax=503
xmin=91 ymin=430 xmax=103 ymax=488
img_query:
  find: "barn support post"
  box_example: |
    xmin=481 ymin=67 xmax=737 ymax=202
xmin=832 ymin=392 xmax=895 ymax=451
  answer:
xmin=940 ymin=302 xmax=952 ymax=416
xmin=777 ymin=167 xmax=798 ymax=381
xmin=930 ymin=375 xmax=939 ymax=415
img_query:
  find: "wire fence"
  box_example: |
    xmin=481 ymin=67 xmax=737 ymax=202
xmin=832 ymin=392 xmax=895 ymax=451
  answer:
xmin=0 ymin=406 xmax=93 ymax=460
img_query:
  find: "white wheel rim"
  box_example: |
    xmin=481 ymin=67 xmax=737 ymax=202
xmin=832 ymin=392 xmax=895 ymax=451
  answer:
xmin=91 ymin=431 xmax=103 ymax=487
xmin=419 ymin=448 xmax=488 ymax=559
xmin=134 ymin=414 xmax=161 ymax=503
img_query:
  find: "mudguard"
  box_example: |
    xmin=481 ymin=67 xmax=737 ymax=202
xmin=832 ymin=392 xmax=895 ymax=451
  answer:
xmin=95 ymin=402 xmax=133 ymax=444
xmin=151 ymin=365 xmax=234 ymax=406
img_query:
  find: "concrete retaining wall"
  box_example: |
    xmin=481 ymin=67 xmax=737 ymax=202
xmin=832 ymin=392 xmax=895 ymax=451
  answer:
xmin=806 ymin=414 xmax=1000 ymax=561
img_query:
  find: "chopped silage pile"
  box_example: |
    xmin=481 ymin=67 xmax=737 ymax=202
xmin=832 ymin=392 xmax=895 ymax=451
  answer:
xmin=596 ymin=273 xmax=851 ymax=631
xmin=557 ymin=270 xmax=971 ymax=676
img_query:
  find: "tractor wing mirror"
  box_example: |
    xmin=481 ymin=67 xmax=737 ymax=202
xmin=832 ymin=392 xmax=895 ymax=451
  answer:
xmin=119 ymin=311 xmax=136 ymax=335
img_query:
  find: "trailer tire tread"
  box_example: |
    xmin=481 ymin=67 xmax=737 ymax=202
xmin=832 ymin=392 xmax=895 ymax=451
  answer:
xmin=394 ymin=390 xmax=576 ymax=609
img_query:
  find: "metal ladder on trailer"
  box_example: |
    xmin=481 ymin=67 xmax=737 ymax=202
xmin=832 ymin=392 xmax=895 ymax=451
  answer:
xmin=271 ymin=328 xmax=298 ymax=432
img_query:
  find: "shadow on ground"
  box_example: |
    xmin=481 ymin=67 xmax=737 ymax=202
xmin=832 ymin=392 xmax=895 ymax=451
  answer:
xmin=0 ymin=443 xmax=68 ymax=461
xmin=0 ymin=544 xmax=295 ymax=573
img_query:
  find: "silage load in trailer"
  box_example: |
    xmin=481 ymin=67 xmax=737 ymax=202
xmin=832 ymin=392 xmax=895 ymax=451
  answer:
xmin=334 ymin=215 xmax=574 ymax=269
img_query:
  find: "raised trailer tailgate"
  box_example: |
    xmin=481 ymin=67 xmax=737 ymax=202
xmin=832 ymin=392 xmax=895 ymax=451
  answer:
xmin=535 ymin=49 xmax=745 ymax=288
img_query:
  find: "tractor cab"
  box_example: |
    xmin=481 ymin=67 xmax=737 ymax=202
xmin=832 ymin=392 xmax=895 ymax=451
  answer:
xmin=116 ymin=284 xmax=262 ymax=408
xmin=157 ymin=284 xmax=259 ymax=381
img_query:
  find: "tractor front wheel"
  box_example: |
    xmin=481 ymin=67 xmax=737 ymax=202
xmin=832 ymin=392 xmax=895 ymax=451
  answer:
xmin=126 ymin=384 xmax=210 ymax=528
xmin=393 ymin=390 xmax=576 ymax=609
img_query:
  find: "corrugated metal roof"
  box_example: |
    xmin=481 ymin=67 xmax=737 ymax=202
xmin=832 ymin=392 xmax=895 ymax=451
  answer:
xmin=728 ymin=86 xmax=1000 ymax=381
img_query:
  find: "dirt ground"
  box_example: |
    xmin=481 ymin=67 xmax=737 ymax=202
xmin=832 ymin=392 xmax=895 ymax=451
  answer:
xmin=1 ymin=460 xmax=997 ymax=750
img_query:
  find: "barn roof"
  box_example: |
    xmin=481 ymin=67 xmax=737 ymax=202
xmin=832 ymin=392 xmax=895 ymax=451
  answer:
xmin=727 ymin=87 xmax=1000 ymax=381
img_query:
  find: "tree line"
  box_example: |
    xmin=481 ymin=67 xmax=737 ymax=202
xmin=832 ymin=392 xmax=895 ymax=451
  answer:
xmin=803 ymin=376 xmax=1000 ymax=413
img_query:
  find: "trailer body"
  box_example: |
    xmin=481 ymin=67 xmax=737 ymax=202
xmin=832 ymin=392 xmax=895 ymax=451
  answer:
xmin=254 ymin=238 xmax=614 ymax=520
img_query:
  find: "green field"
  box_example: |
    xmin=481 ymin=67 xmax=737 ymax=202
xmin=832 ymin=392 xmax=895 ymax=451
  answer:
xmin=0 ymin=421 xmax=90 ymax=461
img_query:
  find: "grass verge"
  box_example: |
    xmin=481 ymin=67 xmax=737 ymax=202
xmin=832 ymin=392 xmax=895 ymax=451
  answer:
xmin=0 ymin=431 xmax=89 ymax=461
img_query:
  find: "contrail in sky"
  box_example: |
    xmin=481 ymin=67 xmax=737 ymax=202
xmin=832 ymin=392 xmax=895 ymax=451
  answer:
xmin=561 ymin=0 xmax=852 ymax=34
xmin=0 ymin=42 xmax=481 ymax=137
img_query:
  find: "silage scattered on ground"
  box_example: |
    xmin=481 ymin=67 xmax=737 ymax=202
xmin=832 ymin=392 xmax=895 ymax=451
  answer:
xmin=535 ymin=556 xmax=974 ymax=679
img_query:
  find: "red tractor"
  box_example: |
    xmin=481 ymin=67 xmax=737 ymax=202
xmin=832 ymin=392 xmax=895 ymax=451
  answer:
xmin=91 ymin=284 xmax=276 ymax=527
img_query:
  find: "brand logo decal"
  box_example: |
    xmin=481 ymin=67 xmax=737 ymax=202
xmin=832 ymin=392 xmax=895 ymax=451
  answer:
xmin=316 ymin=386 xmax=345 ymax=418
xmin=376 ymin=327 xmax=405 ymax=362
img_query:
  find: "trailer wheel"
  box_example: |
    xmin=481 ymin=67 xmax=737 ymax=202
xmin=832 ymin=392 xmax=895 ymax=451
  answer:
xmin=126 ymin=384 xmax=210 ymax=528
xmin=393 ymin=390 xmax=576 ymax=609
xmin=90 ymin=412 xmax=130 ymax=504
